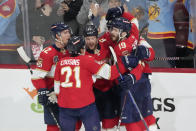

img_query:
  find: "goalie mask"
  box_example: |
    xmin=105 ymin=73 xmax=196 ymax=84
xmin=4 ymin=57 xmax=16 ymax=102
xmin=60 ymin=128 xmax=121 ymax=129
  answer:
xmin=67 ymin=36 xmax=85 ymax=56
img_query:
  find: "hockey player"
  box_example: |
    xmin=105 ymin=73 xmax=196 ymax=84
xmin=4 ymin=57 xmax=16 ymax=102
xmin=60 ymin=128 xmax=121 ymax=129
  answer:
xmin=83 ymin=24 xmax=120 ymax=130
xmin=54 ymin=36 xmax=133 ymax=131
xmin=104 ymin=6 xmax=140 ymax=42
xmin=109 ymin=17 xmax=157 ymax=131
xmin=31 ymin=22 xmax=81 ymax=131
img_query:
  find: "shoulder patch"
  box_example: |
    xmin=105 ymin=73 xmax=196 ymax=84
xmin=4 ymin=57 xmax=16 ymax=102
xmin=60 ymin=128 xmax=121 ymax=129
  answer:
xmin=53 ymin=56 xmax=59 ymax=64
xmin=37 ymin=58 xmax=43 ymax=68
xmin=99 ymin=38 xmax=107 ymax=43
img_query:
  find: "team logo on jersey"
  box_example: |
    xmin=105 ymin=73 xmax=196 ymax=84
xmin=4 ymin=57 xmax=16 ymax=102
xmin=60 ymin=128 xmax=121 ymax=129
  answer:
xmin=53 ymin=56 xmax=59 ymax=64
xmin=99 ymin=38 xmax=106 ymax=43
xmin=2 ymin=5 xmax=11 ymax=12
xmin=94 ymin=49 xmax=100 ymax=56
xmin=37 ymin=58 xmax=43 ymax=68
xmin=60 ymin=48 xmax=66 ymax=54
xmin=148 ymin=3 xmax=160 ymax=22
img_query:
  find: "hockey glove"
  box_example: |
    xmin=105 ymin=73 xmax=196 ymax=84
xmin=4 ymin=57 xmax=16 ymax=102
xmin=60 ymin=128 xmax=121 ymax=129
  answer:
xmin=38 ymin=88 xmax=50 ymax=106
xmin=118 ymin=74 xmax=136 ymax=90
xmin=106 ymin=6 xmax=124 ymax=21
xmin=135 ymin=45 xmax=150 ymax=60
xmin=121 ymin=55 xmax=139 ymax=69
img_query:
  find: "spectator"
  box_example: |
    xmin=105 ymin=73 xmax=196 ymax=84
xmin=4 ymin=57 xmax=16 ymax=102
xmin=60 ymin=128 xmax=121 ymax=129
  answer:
xmin=16 ymin=0 xmax=63 ymax=60
xmin=0 ymin=0 xmax=22 ymax=64
xmin=76 ymin=0 xmax=109 ymax=35
xmin=147 ymin=0 xmax=177 ymax=67
xmin=57 ymin=0 xmax=83 ymax=35
xmin=175 ymin=0 xmax=194 ymax=68
xmin=123 ymin=0 xmax=148 ymax=30
xmin=97 ymin=0 xmax=121 ymax=35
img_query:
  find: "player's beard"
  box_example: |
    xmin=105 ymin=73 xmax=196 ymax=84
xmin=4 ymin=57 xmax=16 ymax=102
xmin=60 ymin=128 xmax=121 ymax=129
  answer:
xmin=60 ymin=37 xmax=70 ymax=48
xmin=110 ymin=33 xmax=119 ymax=42
xmin=86 ymin=42 xmax=97 ymax=50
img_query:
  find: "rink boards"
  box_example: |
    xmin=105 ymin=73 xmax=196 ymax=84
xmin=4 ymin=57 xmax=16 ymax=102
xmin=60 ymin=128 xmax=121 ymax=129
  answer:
xmin=0 ymin=68 xmax=196 ymax=131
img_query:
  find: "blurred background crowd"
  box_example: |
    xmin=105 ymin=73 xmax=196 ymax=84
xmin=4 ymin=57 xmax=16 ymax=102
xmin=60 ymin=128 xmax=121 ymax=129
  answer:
xmin=0 ymin=0 xmax=196 ymax=68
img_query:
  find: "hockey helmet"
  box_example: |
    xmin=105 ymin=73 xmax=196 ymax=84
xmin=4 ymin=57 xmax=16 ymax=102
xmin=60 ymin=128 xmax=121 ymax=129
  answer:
xmin=111 ymin=17 xmax=132 ymax=33
xmin=67 ymin=36 xmax=85 ymax=55
xmin=83 ymin=25 xmax=98 ymax=37
xmin=50 ymin=22 xmax=71 ymax=38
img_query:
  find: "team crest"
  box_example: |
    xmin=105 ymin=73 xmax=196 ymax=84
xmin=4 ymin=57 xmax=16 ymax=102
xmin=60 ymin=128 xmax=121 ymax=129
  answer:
xmin=2 ymin=5 xmax=11 ymax=12
xmin=94 ymin=49 xmax=100 ymax=56
xmin=148 ymin=3 xmax=160 ymax=22
xmin=37 ymin=58 xmax=43 ymax=68
xmin=53 ymin=56 xmax=59 ymax=64
xmin=60 ymin=48 xmax=66 ymax=54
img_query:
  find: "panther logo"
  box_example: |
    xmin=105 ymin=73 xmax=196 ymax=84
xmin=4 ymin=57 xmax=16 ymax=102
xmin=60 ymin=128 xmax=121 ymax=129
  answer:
xmin=148 ymin=3 xmax=160 ymax=22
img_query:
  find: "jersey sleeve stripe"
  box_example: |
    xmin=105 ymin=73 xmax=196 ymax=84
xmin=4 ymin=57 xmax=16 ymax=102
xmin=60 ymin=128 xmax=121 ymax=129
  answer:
xmin=54 ymin=81 xmax=60 ymax=95
xmin=96 ymin=64 xmax=111 ymax=80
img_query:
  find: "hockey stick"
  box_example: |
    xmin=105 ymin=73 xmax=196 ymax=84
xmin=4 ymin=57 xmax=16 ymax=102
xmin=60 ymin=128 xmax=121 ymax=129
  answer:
xmin=17 ymin=46 xmax=61 ymax=130
xmin=17 ymin=46 xmax=36 ymax=74
xmin=134 ymin=23 xmax=149 ymax=56
xmin=109 ymin=46 xmax=124 ymax=131
xmin=109 ymin=46 xmax=149 ymax=131
xmin=47 ymin=106 xmax=61 ymax=130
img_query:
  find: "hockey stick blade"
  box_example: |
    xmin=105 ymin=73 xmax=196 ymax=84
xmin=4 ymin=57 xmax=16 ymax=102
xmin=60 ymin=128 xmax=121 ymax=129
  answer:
xmin=17 ymin=46 xmax=31 ymax=63
xmin=48 ymin=107 xmax=61 ymax=130
xmin=17 ymin=46 xmax=35 ymax=74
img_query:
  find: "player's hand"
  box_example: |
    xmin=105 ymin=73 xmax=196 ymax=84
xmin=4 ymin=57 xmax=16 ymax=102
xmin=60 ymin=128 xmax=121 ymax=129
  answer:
xmin=106 ymin=6 xmax=124 ymax=21
xmin=57 ymin=6 xmax=65 ymax=16
xmin=121 ymin=55 xmax=139 ymax=69
xmin=90 ymin=3 xmax=99 ymax=17
xmin=61 ymin=3 xmax=69 ymax=12
xmin=47 ymin=91 xmax=57 ymax=104
xmin=117 ymin=74 xmax=136 ymax=90
xmin=38 ymin=88 xmax=50 ymax=106
xmin=135 ymin=45 xmax=150 ymax=60
xmin=41 ymin=4 xmax=52 ymax=16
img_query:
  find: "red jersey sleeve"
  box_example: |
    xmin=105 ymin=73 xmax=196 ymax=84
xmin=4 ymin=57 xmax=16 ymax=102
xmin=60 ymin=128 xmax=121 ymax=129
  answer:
xmin=122 ymin=12 xmax=135 ymax=21
xmin=54 ymin=61 xmax=61 ymax=95
xmin=139 ymin=38 xmax=155 ymax=61
xmin=82 ymin=55 xmax=120 ymax=80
